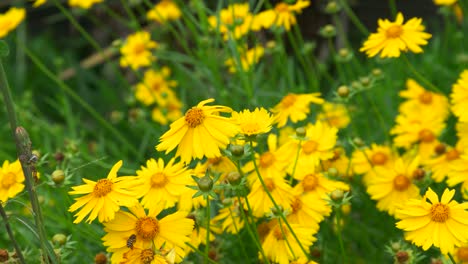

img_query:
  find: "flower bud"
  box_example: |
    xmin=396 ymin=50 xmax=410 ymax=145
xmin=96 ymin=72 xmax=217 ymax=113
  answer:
xmin=395 ymin=251 xmax=409 ymax=263
xmin=230 ymin=145 xmax=244 ymax=157
xmin=94 ymin=252 xmax=108 ymax=264
xmin=330 ymin=189 xmax=344 ymax=202
xmin=324 ymin=1 xmax=341 ymax=14
xmin=227 ymin=171 xmax=242 ymax=186
xmin=295 ymin=127 xmax=306 ymax=138
xmin=319 ymin=25 xmax=336 ymax=38
xmin=52 ymin=170 xmax=65 ymax=185
xmin=337 ymin=86 xmax=350 ymax=98
xmin=52 ymin=233 xmax=67 ymax=246
xmin=198 ymin=175 xmax=213 ymax=192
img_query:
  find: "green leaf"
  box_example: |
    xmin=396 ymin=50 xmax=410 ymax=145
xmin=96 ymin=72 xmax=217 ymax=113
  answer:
xmin=0 ymin=41 xmax=9 ymax=57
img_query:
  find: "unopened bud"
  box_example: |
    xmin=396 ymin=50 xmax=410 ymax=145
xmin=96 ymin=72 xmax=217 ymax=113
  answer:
xmin=94 ymin=252 xmax=108 ymax=264
xmin=324 ymin=1 xmax=341 ymax=14
xmin=328 ymin=167 xmax=338 ymax=177
xmin=227 ymin=171 xmax=242 ymax=186
xmin=52 ymin=170 xmax=65 ymax=185
xmin=330 ymin=189 xmax=344 ymax=201
xmin=337 ymin=86 xmax=350 ymax=98
xmin=198 ymin=175 xmax=213 ymax=192
xmin=230 ymin=145 xmax=244 ymax=157
xmin=319 ymin=24 xmax=336 ymax=38
xmin=295 ymin=127 xmax=306 ymax=138
xmin=395 ymin=251 xmax=409 ymax=263
xmin=52 ymin=233 xmax=67 ymax=246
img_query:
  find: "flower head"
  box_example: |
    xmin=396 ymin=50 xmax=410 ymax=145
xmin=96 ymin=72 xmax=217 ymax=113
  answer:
xmin=147 ymin=0 xmax=181 ymax=24
xmin=156 ymin=98 xmax=239 ymax=163
xmin=317 ymin=102 xmax=350 ymax=129
xmin=135 ymin=67 xmax=177 ymax=106
xmin=360 ymin=12 xmax=431 ymax=58
xmin=68 ymin=0 xmax=103 ymax=9
xmin=0 ymin=160 xmax=24 ymax=203
xmin=225 ymin=46 xmax=264 ymax=73
xmin=0 ymin=7 xmax=25 ymax=38
xmin=68 ymin=160 xmax=139 ymax=223
xmin=255 ymin=0 xmax=310 ymax=31
xmin=120 ymin=31 xmax=158 ymax=70
xmin=232 ymin=107 xmax=273 ymax=137
xmin=208 ymin=3 xmax=257 ymax=40
xmin=396 ymin=188 xmax=468 ymax=254
xmin=272 ymin=93 xmax=324 ymax=128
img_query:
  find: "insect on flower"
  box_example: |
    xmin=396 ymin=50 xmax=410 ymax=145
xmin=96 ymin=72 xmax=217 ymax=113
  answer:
xmin=126 ymin=234 xmax=137 ymax=249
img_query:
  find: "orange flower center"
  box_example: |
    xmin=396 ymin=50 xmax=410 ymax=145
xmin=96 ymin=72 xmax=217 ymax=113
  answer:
xmin=275 ymin=3 xmax=289 ymax=13
xmin=281 ymin=94 xmax=297 ymax=108
xmin=208 ymin=157 xmax=222 ymax=166
xmin=371 ymin=152 xmax=388 ymax=165
xmin=151 ymin=172 xmax=168 ymax=188
xmin=302 ymin=140 xmax=318 ymax=154
xmin=419 ymin=92 xmax=433 ymax=104
xmin=430 ymin=203 xmax=450 ymax=223
xmin=393 ymin=175 xmax=410 ymax=191
xmin=272 ymin=224 xmax=289 ymax=240
xmin=386 ymin=25 xmax=403 ymax=38
xmin=93 ymin=179 xmax=113 ymax=197
xmin=140 ymin=249 xmax=155 ymax=264
xmin=418 ymin=129 xmax=435 ymax=143
xmin=259 ymin=152 xmax=275 ymax=168
xmin=241 ymin=122 xmax=261 ymax=135
xmin=302 ymin=174 xmax=318 ymax=192
xmin=1 ymin=172 xmax=16 ymax=188
xmin=135 ymin=217 xmax=160 ymax=241
xmin=185 ymin=107 xmax=205 ymax=128
xmin=133 ymin=43 xmax=146 ymax=55
xmin=457 ymin=247 xmax=468 ymax=261
xmin=445 ymin=149 xmax=460 ymax=161
xmin=151 ymin=82 xmax=161 ymax=91
xmin=291 ymin=197 xmax=302 ymax=213
xmin=264 ymin=178 xmax=276 ymax=192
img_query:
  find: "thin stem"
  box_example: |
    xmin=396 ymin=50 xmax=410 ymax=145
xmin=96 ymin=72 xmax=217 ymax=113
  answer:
xmin=337 ymin=0 xmax=369 ymax=36
xmin=0 ymin=203 xmax=26 ymax=264
xmin=289 ymin=139 xmax=302 ymax=185
xmin=447 ymin=253 xmax=457 ymax=264
xmin=401 ymin=54 xmax=442 ymax=93
xmin=227 ymin=206 xmax=250 ymax=260
xmin=205 ymin=198 xmax=210 ymax=264
xmin=388 ymin=0 xmax=397 ymax=18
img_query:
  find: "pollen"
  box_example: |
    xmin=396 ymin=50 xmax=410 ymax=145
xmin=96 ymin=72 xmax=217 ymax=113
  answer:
xmin=419 ymin=91 xmax=433 ymax=104
xmin=1 ymin=172 xmax=16 ymax=188
xmin=259 ymin=152 xmax=275 ymax=168
xmin=393 ymin=175 xmax=410 ymax=191
xmin=184 ymin=107 xmax=205 ymax=127
xmin=140 ymin=249 xmax=155 ymax=264
xmin=371 ymin=152 xmax=388 ymax=165
xmin=281 ymin=94 xmax=297 ymax=108
xmin=445 ymin=149 xmax=460 ymax=161
xmin=430 ymin=203 xmax=450 ymax=223
xmin=93 ymin=179 xmax=113 ymax=197
xmin=386 ymin=25 xmax=403 ymax=38
xmin=151 ymin=172 xmax=168 ymax=188
xmin=135 ymin=217 xmax=160 ymax=241
xmin=264 ymin=178 xmax=276 ymax=192
xmin=302 ymin=174 xmax=319 ymax=192
xmin=418 ymin=129 xmax=435 ymax=143
xmin=302 ymin=140 xmax=318 ymax=154
xmin=275 ymin=3 xmax=289 ymax=13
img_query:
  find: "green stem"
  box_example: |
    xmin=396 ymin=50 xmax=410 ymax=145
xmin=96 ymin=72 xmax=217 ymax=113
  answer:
xmin=227 ymin=206 xmax=250 ymax=260
xmin=337 ymin=0 xmax=369 ymax=36
xmin=205 ymin=198 xmax=210 ymax=264
xmin=0 ymin=203 xmax=26 ymax=264
xmin=388 ymin=0 xmax=397 ymax=18
xmin=289 ymin=139 xmax=302 ymax=185
xmin=401 ymin=55 xmax=442 ymax=93
xmin=448 ymin=253 xmax=457 ymax=264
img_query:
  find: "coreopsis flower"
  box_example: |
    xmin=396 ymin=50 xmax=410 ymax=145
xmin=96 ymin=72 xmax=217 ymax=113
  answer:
xmin=434 ymin=0 xmax=457 ymax=5
xmin=212 ymin=198 xmax=245 ymax=234
xmin=147 ymin=0 xmax=181 ymax=24
xmin=447 ymin=154 xmax=468 ymax=199
xmin=262 ymin=219 xmax=316 ymax=264
xmin=135 ymin=67 xmax=177 ymax=106
xmin=451 ymin=70 xmax=468 ymax=122
xmin=68 ymin=160 xmax=140 ymax=223
xmin=453 ymin=244 xmax=468 ymax=263
xmin=151 ymin=95 xmax=183 ymax=126
xmin=351 ymin=144 xmax=397 ymax=185
xmin=225 ymin=46 xmax=265 ymax=73
xmin=120 ymin=31 xmax=158 ymax=70
xmin=317 ymin=102 xmax=350 ymax=129
xmin=321 ymin=148 xmax=353 ymax=178
xmin=366 ymin=156 xmax=421 ymax=215
xmin=133 ymin=158 xmax=192 ymax=211
xmin=271 ymin=93 xmax=324 ymax=128
xmin=207 ymin=3 xmax=257 ymax=40
xmin=292 ymin=166 xmax=349 ymax=201
xmin=395 ymin=188 xmax=468 ymax=255
xmin=287 ymin=193 xmax=330 ymax=230
xmin=424 ymin=143 xmax=463 ymax=182
xmin=156 ymin=98 xmax=239 ymax=163
xmin=103 ymin=203 xmax=194 ymax=263
xmin=68 ymin=0 xmax=103 ymax=9
xmin=0 ymin=160 xmax=24 ymax=202
xmin=399 ymin=79 xmax=449 ymax=119
xmin=232 ymin=107 xmax=273 ymax=137
xmin=255 ymin=0 xmax=310 ymax=31
xmin=0 ymin=7 xmax=25 ymax=38
xmin=360 ymin=12 xmax=432 ymax=58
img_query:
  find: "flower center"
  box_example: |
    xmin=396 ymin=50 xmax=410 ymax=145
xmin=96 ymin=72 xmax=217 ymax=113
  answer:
xmin=371 ymin=152 xmax=388 ymax=165
xmin=393 ymin=175 xmax=410 ymax=191
xmin=281 ymin=94 xmax=297 ymax=108
xmin=445 ymin=149 xmax=460 ymax=161
xmin=151 ymin=82 xmax=161 ymax=91
xmin=386 ymin=25 xmax=403 ymax=38
xmin=291 ymin=197 xmax=302 ymax=213
xmin=302 ymin=174 xmax=318 ymax=192
xmin=457 ymin=247 xmax=468 ymax=261
xmin=272 ymin=224 xmax=288 ymax=240
xmin=135 ymin=217 xmax=160 ymax=241
xmin=140 ymin=249 xmax=155 ymax=264
xmin=275 ymin=3 xmax=289 ymax=13
xmin=419 ymin=92 xmax=433 ymax=104
xmin=302 ymin=140 xmax=318 ymax=154
xmin=1 ymin=172 xmax=16 ymax=188
xmin=259 ymin=152 xmax=275 ymax=168
xmin=430 ymin=203 xmax=450 ymax=223
xmin=264 ymin=178 xmax=276 ymax=192
xmin=418 ymin=129 xmax=435 ymax=143
xmin=93 ymin=179 xmax=113 ymax=197
xmin=185 ymin=107 xmax=205 ymax=128
xmin=208 ymin=157 xmax=222 ymax=166
xmin=151 ymin=172 xmax=168 ymax=188
xmin=133 ymin=43 xmax=146 ymax=55
xmin=241 ymin=122 xmax=261 ymax=135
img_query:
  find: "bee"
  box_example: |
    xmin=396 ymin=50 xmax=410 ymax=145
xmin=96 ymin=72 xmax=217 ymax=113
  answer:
xmin=126 ymin=234 xmax=137 ymax=249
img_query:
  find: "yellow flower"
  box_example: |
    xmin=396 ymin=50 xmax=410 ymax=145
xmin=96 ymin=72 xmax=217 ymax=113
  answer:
xmin=255 ymin=0 xmax=310 ymax=31
xmin=351 ymin=144 xmax=396 ymax=185
xmin=212 ymin=198 xmax=245 ymax=234
xmin=68 ymin=160 xmax=139 ymax=224
xmin=32 ymin=0 xmax=47 ymax=7
xmin=156 ymin=98 xmax=239 ymax=163
xmin=0 ymin=7 xmax=25 ymax=38
xmin=287 ymin=193 xmax=330 ymax=230
xmin=452 ymin=244 xmax=468 ymax=264
xmin=120 ymin=31 xmax=158 ymax=70
xmin=225 ymin=46 xmax=265 ymax=73
xmin=424 ymin=143 xmax=463 ymax=183
xmin=151 ymin=96 xmax=183 ymax=126
xmin=262 ymin=219 xmax=316 ymax=264
xmin=447 ymin=154 xmax=468 ymax=199
xmin=134 ymin=158 xmax=192 ymax=211
xmin=366 ymin=156 xmax=421 ymax=216
xmin=135 ymin=67 xmax=177 ymax=106
xmin=232 ymin=107 xmax=273 ymax=136
xmin=434 ymin=0 xmax=457 ymax=5
xmin=317 ymin=102 xmax=350 ymax=129
xmin=321 ymin=148 xmax=353 ymax=178
xmin=360 ymin=12 xmax=431 ymax=58
xmin=0 ymin=160 xmax=24 ymax=203
xmin=68 ymin=0 xmax=103 ymax=9
xmin=103 ymin=203 xmax=194 ymax=263
xmin=292 ymin=167 xmax=349 ymax=201
xmin=451 ymin=70 xmax=468 ymax=122
xmin=207 ymin=3 xmax=257 ymax=40
xmin=147 ymin=0 xmax=181 ymax=24
xmin=272 ymin=93 xmax=324 ymax=128
xmin=396 ymin=188 xmax=468 ymax=255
